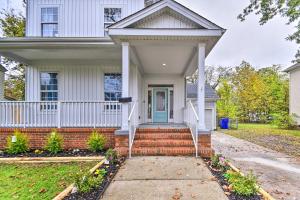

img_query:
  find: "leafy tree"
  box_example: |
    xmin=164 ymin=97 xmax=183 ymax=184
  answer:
xmin=232 ymin=61 xmax=269 ymax=122
xmin=205 ymin=66 xmax=233 ymax=89
xmin=239 ymin=0 xmax=300 ymax=59
xmin=216 ymin=79 xmax=238 ymax=119
xmin=0 ymin=9 xmax=26 ymax=100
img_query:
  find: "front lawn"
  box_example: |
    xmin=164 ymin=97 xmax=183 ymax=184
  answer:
xmin=0 ymin=162 xmax=97 ymax=200
xmin=221 ymin=123 xmax=300 ymax=157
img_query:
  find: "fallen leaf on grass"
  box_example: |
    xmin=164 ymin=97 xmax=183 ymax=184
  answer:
xmin=39 ymin=188 xmax=47 ymax=193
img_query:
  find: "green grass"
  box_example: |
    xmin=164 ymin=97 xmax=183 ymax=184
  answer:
xmin=222 ymin=123 xmax=300 ymax=157
xmin=0 ymin=162 xmax=97 ymax=200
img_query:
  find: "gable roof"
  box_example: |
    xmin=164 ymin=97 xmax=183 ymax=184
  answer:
xmin=187 ymin=83 xmax=219 ymax=100
xmin=284 ymin=62 xmax=300 ymax=73
xmin=109 ymin=0 xmax=225 ymax=30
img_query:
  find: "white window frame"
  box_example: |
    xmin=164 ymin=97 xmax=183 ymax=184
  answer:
xmin=39 ymin=5 xmax=60 ymax=37
xmin=103 ymin=6 xmax=123 ymax=36
xmin=40 ymin=72 xmax=59 ymax=102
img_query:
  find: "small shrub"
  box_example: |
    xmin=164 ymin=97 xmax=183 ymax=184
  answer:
xmin=45 ymin=131 xmax=63 ymax=154
xmin=6 ymin=130 xmax=29 ymax=154
xmin=272 ymin=112 xmax=297 ymax=129
xmin=74 ymin=170 xmax=106 ymax=193
xmin=105 ymin=148 xmax=118 ymax=164
xmin=87 ymin=131 xmax=106 ymax=152
xmin=224 ymin=170 xmax=258 ymax=196
xmin=211 ymin=154 xmax=229 ymax=171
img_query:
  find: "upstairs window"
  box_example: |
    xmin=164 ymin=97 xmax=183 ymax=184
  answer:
xmin=40 ymin=72 xmax=58 ymax=101
xmin=104 ymin=8 xmax=122 ymax=36
xmin=41 ymin=7 xmax=58 ymax=37
xmin=104 ymin=73 xmax=122 ymax=101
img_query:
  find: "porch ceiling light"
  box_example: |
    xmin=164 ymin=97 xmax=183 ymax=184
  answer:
xmin=162 ymin=63 xmax=167 ymax=67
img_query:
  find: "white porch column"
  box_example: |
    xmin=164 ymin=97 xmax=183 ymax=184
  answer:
xmin=197 ymin=43 xmax=206 ymax=130
xmin=121 ymin=42 xmax=130 ymax=130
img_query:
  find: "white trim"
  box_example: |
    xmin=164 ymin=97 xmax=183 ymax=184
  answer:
xmin=109 ymin=29 xmax=223 ymax=37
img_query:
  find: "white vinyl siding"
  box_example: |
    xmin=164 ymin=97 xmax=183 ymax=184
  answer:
xmin=0 ymin=71 xmax=4 ymax=100
xmin=290 ymin=69 xmax=300 ymax=125
xmin=26 ymin=0 xmax=144 ymax=37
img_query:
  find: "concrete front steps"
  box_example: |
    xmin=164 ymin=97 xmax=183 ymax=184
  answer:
xmin=132 ymin=128 xmax=196 ymax=156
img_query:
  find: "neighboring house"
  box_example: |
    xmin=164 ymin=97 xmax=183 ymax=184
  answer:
xmin=0 ymin=64 xmax=6 ymax=101
xmin=186 ymin=83 xmax=218 ymax=130
xmin=0 ymin=0 xmax=225 ymax=157
xmin=284 ymin=63 xmax=300 ymax=125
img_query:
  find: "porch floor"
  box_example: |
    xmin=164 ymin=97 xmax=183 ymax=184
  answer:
xmin=138 ymin=123 xmax=187 ymax=129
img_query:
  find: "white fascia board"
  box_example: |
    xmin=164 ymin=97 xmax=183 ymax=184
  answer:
xmin=0 ymin=38 xmax=115 ymax=49
xmin=109 ymin=29 xmax=223 ymax=37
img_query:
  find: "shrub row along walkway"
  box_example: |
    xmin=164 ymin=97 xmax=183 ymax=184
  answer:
xmin=213 ymin=132 xmax=300 ymax=200
xmin=102 ymin=156 xmax=227 ymax=200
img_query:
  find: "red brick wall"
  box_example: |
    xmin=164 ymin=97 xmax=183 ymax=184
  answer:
xmin=0 ymin=128 xmax=117 ymax=150
xmin=115 ymin=135 xmax=129 ymax=156
xmin=198 ymin=134 xmax=214 ymax=158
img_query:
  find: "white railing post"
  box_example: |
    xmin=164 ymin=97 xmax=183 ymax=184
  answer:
xmin=57 ymin=101 xmax=61 ymax=128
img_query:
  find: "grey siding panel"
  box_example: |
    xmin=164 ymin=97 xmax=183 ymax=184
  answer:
xmin=26 ymin=0 xmax=144 ymax=37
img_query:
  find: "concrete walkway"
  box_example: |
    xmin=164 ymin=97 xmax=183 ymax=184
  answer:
xmin=213 ymin=132 xmax=300 ymax=200
xmin=102 ymin=157 xmax=228 ymax=200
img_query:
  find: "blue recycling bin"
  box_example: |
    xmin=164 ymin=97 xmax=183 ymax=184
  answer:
xmin=220 ymin=118 xmax=229 ymax=129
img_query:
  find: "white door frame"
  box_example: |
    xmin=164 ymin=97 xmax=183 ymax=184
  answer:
xmin=147 ymin=85 xmax=174 ymax=123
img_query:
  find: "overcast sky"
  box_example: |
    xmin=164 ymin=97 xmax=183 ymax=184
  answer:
xmin=0 ymin=0 xmax=298 ymax=69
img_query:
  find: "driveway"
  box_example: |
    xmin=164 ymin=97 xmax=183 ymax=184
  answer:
xmin=102 ymin=157 xmax=227 ymax=200
xmin=212 ymin=132 xmax=300 ymax=200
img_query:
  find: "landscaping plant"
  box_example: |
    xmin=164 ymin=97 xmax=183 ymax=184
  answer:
xmin=224 ymin=170 xmax=258 ymax=196
xmin=45 ymin=131 xmax=64 ymax=154
xmin=211 ymin=154 xmax=229 ymax=172
xmin=87 ymin=131 xmax=106 ymax=152
xmin=105 ymin=148 xmax=118 ymax=164
xmin=272 ymin=111 xmax=297 ymax=130
xmin=6 ymin=130 xmax=29 ymax=154
xmin=74 ymin=169 xmax=106 ymax=193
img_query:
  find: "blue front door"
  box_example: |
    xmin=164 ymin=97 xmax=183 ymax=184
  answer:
xmin=153 ymin=88 xmax=168 ymax=123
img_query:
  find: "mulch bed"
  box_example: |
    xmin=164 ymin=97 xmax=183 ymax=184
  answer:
xmin=64 ymin=157 xmax=125 ymax=200
xmin=0 ymin=149 xmax=105 ymax=158
xmin=204 ymin=159 xmax=262 ymax=200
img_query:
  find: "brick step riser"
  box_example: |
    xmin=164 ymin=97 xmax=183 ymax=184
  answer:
xmin=136 ymin=129 xmax=190 ymax=133
xmin=133 ymin=140 xmax=194 ymax=147
xmin=135 ymin=135 xmax=193 ymax=140
xmin=132 ymin=147 xmax=195 ymax=156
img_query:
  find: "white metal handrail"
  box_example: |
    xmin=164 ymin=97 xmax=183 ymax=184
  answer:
xmin=0 ymin=101 xmax=122 ymax=128
xmin=184 ymin=100 xmax=199 ymax=157
xmin=128 ymin=101 xmax=137 ymax=158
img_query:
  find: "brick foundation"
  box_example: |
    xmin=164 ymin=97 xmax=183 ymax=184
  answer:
xmin=114 ymin=134 xmax=129 ymax=156
xmin=198 ymin=134 xmax=214 ymax=158
xmin=0 ymin=128 xmax=117 ymax=150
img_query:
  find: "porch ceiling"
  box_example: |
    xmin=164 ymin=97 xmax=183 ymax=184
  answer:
xmin=0 ymin=37 xmax=121 ymax=65
xmin=132 ymin=41 xmax=196 ymax=75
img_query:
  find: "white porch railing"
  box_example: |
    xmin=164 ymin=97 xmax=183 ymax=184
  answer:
xmin=184 ymin=100 xmax=199 ymax=157
xmin=128 ymin=101 xmax=138 ymax=158
xmin=0 ymin=101 xmax=122 ymax=128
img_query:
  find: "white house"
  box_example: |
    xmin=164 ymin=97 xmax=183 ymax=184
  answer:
xmin=0 ymin=0 xmax=225 ymax=157
xmin=284 ymin=63 xmax=300 ymax=125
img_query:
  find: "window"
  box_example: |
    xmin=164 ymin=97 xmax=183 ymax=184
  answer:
xmin=170 ymin=90 xmax=174 ymax=119
xmin=148 ymin=90 xmax=152 ymax=119
xmin=41 ymin=7 xmax=58 ymax=37
xmin=104 ymin=8 xmax=122 ymax=36
xmin=40 ymin=73 xmax=58 ymax=101
xmin=104 ymin=73 xmax=122 ymax=101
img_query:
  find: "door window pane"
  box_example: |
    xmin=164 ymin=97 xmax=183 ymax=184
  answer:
xmin=156 ymin=91 xmax=166 ymax=111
